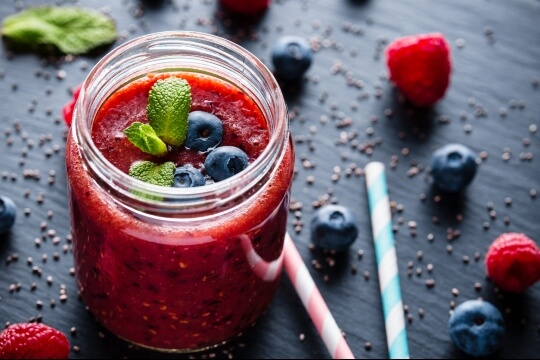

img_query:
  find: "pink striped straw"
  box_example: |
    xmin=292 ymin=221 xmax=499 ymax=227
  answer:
xmin=284 ymin=232 xmax=355 ymax=359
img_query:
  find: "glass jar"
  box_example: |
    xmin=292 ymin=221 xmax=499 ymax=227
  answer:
xmin=65 ymin=31 xmax=294 ymax=352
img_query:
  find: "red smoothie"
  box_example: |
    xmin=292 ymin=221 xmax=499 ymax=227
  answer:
xmin=66 ymin=72 xmax=294 ymax=350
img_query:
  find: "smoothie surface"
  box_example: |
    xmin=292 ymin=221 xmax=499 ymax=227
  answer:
xmin=91 ymin=72 xmax=270 ymax=174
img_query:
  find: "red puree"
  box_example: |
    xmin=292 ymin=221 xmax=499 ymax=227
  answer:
xmin=66 ymin=72 xmax=294 ymax=350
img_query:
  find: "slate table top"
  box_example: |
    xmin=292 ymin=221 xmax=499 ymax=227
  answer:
xmin=0 ymin=0 xmax=539 ymax=358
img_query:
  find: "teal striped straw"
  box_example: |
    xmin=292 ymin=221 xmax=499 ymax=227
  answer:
xmin=365 ymin=162 xmax=410 ymax=359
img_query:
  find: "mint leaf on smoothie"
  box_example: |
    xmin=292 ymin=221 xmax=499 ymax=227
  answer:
xmin=129 ymin=161 xmax=175 ymax=187
xmin=1 ymin=6 xmax=117 ymax=55
xmin=147 ymin=77 xmax=192 ymax=147
xmin=123 ymin=122 xmax=168 ymax=157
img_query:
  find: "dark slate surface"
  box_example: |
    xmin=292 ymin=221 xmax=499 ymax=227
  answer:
xmin=0 ymin=0 xmax=539 ymax=358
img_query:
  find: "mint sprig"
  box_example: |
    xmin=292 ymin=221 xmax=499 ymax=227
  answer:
xmin=147 ymin=77 xmax=192 ymax=147
xmin=123 ymin=77 xmax=192 ymax=187
xmin=123 ymin=122 xmax=168 ymax=157
xmin=1 ymin=6 xmax=117 ymax=55
xmin=124 ymin=77 xmax=192 ymax=154
xmin=129 ymin=161 xmax=175 ymax=187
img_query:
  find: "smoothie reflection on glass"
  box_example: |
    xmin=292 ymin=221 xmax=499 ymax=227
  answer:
xmin=65 ymin=31 xmax=294 ymax=352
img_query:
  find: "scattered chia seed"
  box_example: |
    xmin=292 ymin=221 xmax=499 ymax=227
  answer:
xmin=363 ymin=271 xmax=370 ymax=281
xmin=479 ymin=151 xmax=489 ymax=160
xmin=407 ymin=314 xmax=413 ymax=324
xmin=474 ymin=282 xmax=482 ymax=291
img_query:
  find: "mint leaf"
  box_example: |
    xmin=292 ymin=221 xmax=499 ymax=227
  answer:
xmin=129 ymin=161 xmax=175 ymax=187
xmin=123 ymin=122 xmax=168 ymax=157
xmin=147 ymin=77 xmax=191 ymax=147
xmin=1 ymin=6 xmax=117 ymax=55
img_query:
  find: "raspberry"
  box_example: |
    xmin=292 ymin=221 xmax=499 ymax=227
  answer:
xmin=62 ymin=83 xmax=82 ymax=127
xmin=485 ymin=232 xmax=540 ymax=293
xmin=61 ymin=99 xmax=76 ymax=127
xmin=219 ymin=0 xmax=270 ymax=15
xmin=0 ymin=323 xmax=70 ymax=359
xmin=385 ymin=32 xmax=451 ymax=107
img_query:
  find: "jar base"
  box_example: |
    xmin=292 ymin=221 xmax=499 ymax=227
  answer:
xmin=116 ymin=334 xmax=231 ymax=354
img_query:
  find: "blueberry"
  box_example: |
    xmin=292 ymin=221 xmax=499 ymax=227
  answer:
xmin=173 ymin=165 xmax=206 ymax=188
xmin=185 ymin=111 xmax=223 ymax=153
xmin=0 ymin=195 xmax=16 ymax=235
xmin=310 ymin=205 xmax=358 ymax=251
xmin=448 ymin=299 xmax=505 ymax=357
xmin=430 ymin=143 xmax=478 ymax=193
xmin=271 ymin=36 xmax=313 ymax=81
xmin=204 ymin=146 xmax=249 ymax=182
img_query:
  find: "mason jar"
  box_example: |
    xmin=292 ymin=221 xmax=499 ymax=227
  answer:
xmin=65 ymin=31 xmax=294 ymax=352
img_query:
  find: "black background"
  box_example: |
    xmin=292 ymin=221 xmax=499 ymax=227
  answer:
xmin=0 ymin=0 xmax=539 ymax=358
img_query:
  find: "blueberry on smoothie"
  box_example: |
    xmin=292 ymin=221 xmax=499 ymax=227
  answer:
xmin=271 ymin=36 xmax=313 ymax=81
xmin=448 ymin=299 xmax=505 ymax=357
xmin=185 ymin=111 xmax=223 ymax=153
xmin=310 ymin=205 xmax=358 ymax=251
xmin=173 ymin=165 xmax=206 ymax=188
xmin=0 ymin=195 xmax=16 ymax=235
xmin=430 ymin=143 xmax=478 ymax=193
xmin=204 ymin=146 xmax=249 ymax=182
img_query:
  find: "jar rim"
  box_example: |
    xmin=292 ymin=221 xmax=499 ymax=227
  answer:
xmin=72 ymin=31 xmax=289 ymax=213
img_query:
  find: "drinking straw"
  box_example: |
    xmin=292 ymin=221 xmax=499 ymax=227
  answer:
xmin=240 ymin=234 xmax=283 ymax=282
xmin=283 ymin=232 xmax=355 ymax=359
xmin=364 ymin=162 xmax=410 ymax=359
